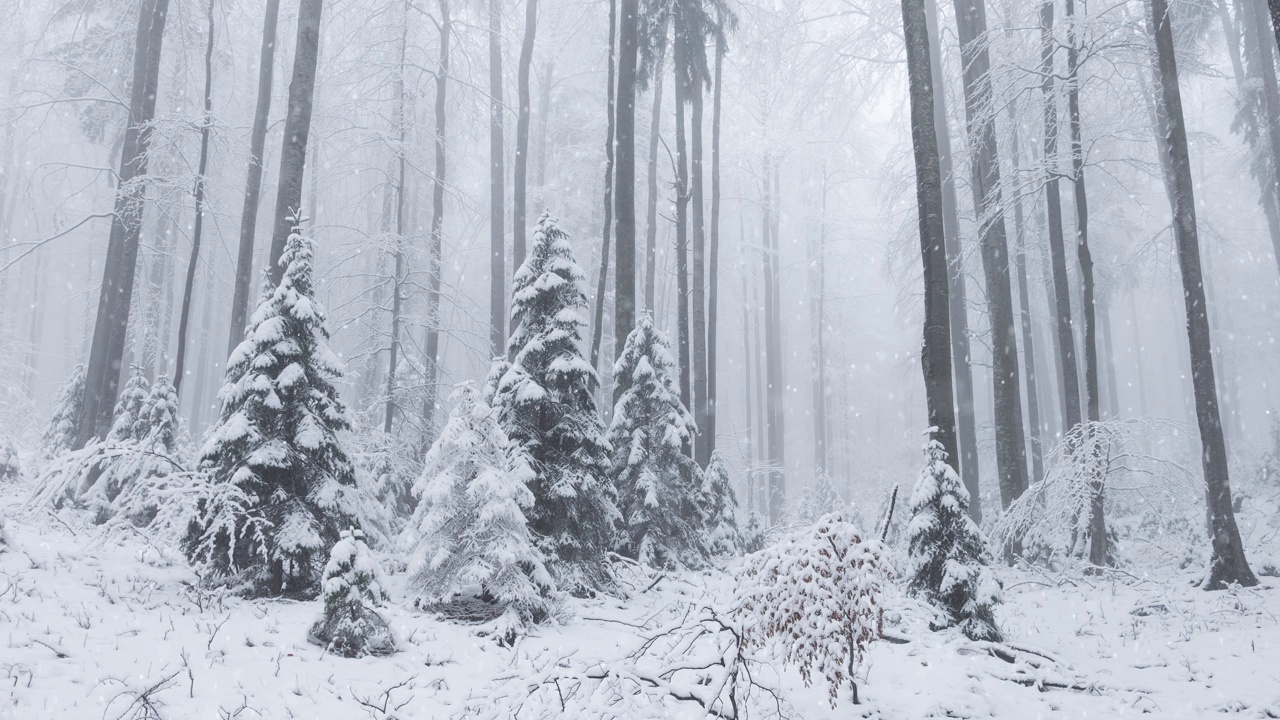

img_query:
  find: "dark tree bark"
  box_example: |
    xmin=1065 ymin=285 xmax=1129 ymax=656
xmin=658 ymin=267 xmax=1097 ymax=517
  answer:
xmin=901 ymin=0 xmax=959 ymax=473
xmin=644 ymin=31 xmax=667 ymax=313
xmin=1040 ymin=0 xmax=1083 ymax=444
xmin=951 ymin=0 xmax=1028 ymax=509
xmin=77 ymin=0 xmax=171 ymax=448
xmin=488 ymin=0 xmax=506 ymax=356
xmin=615 ymin=0 xmax=639 ymax=377
xmin=1238 ymin=0 xmax=1280 ymax=279
xmin=423 ymin=0 xmax=450 ymax=445
xmin=590 ymin=0 xmax=617 ymax=371
xmin=174 ymin=0 xmax=217 ymax=396
xmin=1265 ymin=0 xmax=1280 ymax=57
xmin=707 ymin=23 xmax=724 ymax=462
xmin=266 ymin=0 xmax=323 ymax=286
xmin=1007 ymin=103 xmax=1044 ymax=487
xmin=1149 ymin=0 xmax=1258 ymax=589
xmin=685 ymin=1 xmax=711 ymax=467
xmin=383 ymin=13 xmax=410 ymax=434
xmin=674 ymin=27 xmax=692 ymax=411
xmin=228 ymin=0 xmax=280 ymax=355
xmin=924 ymin=0 xmax=980 ymax=521
xmin=513 ymin=0 xmax=538 ymax=271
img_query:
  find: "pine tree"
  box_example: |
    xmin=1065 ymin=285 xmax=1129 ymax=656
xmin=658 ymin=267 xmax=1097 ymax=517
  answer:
xmin=108 ymin=370 xmax=152 ymax=442
xmin=186 ymin=220 xmax=361 ymax=597
xmin=407 ymin=383 xmax=553 ymax=626
xmin=608 ymin=312 xmax=705 ymax=568
xmin=907 ymin=432 xmax=1001 ymax=641
xmin=41 ymin=364 xmax=85 ymax=461
xmin=701 ymin=450 xmax=742 ymax=556
xmin=111 ymin=375 xmax=189 ymax=527
xmin=308 ymin=527 xmax=395 ymax=657
xmin=494 ymin=212 xmax=618 ymax=595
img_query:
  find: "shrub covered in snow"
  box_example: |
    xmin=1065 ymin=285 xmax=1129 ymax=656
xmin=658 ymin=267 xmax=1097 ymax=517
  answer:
xmin=0 ymin=435 xmax=20 ymax=483
xmin=493 ymin=213 xmax=618 ymax=595
xmin=107 ymin=370 xmax=151 ymax=443
xmin=701 ymin=450 xmax=742 ymax=556
xmin=734 ymin=511 xmax=890 ymax=706
xmin=308 ymin=528 xmax=395 ymax=657
xmin=351 ymin=428 xmax=419 ymax=529
xmin=907 ymin=433 xmax=1001 ymax=642
xmin=608 ymin=312 xmax=705 ymax=569
xmin=40 ymin=364 xmax=85 ymax=462
xmin=185 ymin=221 xmax=363 ymax=598
xmin=406 ymin=383 xmax=554 ymax=627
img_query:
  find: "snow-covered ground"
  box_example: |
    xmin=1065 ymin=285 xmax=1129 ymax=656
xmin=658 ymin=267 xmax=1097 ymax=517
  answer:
xmin=3 ymin=501 xmax=1279 ymax=719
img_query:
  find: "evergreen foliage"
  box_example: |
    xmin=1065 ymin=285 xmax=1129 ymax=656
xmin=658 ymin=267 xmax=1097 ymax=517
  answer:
xmin=308 ymin=528 xmax=395 ymax=657
xmin=107 ymin=369 xmax=151 ymax=442
xmin=407 ymin=383 xmax=553 ymax=626
xmin=185 ymin=221 xmax=362 ymax=597
xmin=493 ymin=213 xmax=618 ymax=595
xmin=0 ymin=435 xmax=20 ymax=483
xmin=41 ymin=364 xmax=86 ymax=461
xmin=907 ymin=433 xmax=1002 ymax=641
xmin=701 ymin=450 xmax=742 ymax=556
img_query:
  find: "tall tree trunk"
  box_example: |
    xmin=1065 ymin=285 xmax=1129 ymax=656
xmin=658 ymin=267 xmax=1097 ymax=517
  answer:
xmin=762 ymin=153 xmax=786 ymax=522
xmin=266 ymin=0 xmax=323 ymax=286
xmin=175 ymin=0 xmax=216 ymax=397
xmin=674 ymin=30 xmax=692 ymax=412
xmin=590 ymin=0 xmax=617 ymax=371
xmin=615 ymin=0 xmax=639 ymax=377
xmin=77 ymin=0 xmax=171 ymax=448
xmin=488 ymin=0 xmax=506 ymax=356
xmin=752 ymin=254 xmax=767 ymax=512
xmin=1065 ymin=0 xmax=1106 ymax=565
xmin=684 ymin=2 xmax=710 ymax=467
xmin=535 ymin=61 xmax=554 ymax=192
xmin=1150 ymin=0 xmax=1257 ymax=589
xmin=423 ymin=0 xmax=450 ymax=446
xmin=951 ymin=0 xmax=1028 ymax=510
xmin=902 ymin=0 xmax=960 ymax=475
xmin=513 ymin=0 xmax=538 ymax=270
xmin=1265 ymin=0 xmax=1280 ymax=55
xmin=1239 ymin=0 xmax=1280 ymax=279
xmin=228 ymin=0 xmax=280 ymax=355
xmin=1007 ymin=102 xmax=1044 ymax=487
xmin=708 ymin=24 xmax=724 ymax=462
xmin=644 ymin=31 xmax=667 ymax=313
xmin=925 ymin=0 xmax=980 ymax=517
xmin=809 ymin=172 xmax=829 ymax=475
xmin=1040 ymin=0 xmax=1083 ymax=443
xmin=742 ymin=268 xmax=756 ymax=514
xmin=383 ymin=13 xmax=410 ymax=434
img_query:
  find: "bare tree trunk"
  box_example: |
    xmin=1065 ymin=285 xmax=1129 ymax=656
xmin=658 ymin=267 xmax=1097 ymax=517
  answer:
xmin=742 ymin=266 xmax=756 ymax=515
xmin=383 ymin=13 xmax=410 ymax=434
xmin=228 ymin=0 xmax=280 ymax=355
xmin=77 ymin=0 xmax=171 ymax=448
xmin=925 ymin=0 xmax=980 ymax=517
xmin=902 ymin=0 xmax=960 ymax=473
xmin=615 ymin=0 xmax=639 ymax=379
xmin=590 ymin=0 xmax=617 ymax=371
xmin=422 ymin=0 xmax=450 ymax=447
xmin=644 ymin=32 xmax=667 ymax=313
xmin=1007 ymin=102 xmax=1044 ymax=487
xmin=752 ymin=255 xmax=767 ymax=512
xmin=488 ymin=0 xmax=506 ymax=356
xmin=1150 ymin=0 xmax=1257 ymax=589
xmin=535 ymin=61 xmax=554 ymax=192
xmin=809 ymin=172 xmax=829 ymax=475
xmin=762 ymin=153 xmax=786 ymax=523
xmin=1239 ymin=0 xmax=1280 ymax=279
xmin=266 ymin=0 xmax=323 ymax=286
xmin=685 ymin=3 xmax=710 ymax=467
xmin=674 ymin=31 xmax=692 ymax=412
xmin=513 ymin=0 xmax=538 ymax=270
xmin=708 ymin=24 xmax=724 ymax=462
xmin=951 ymin=0 xmax=1028 ymax=510
xmin=175 ymin=0 xmax=217 ymax=397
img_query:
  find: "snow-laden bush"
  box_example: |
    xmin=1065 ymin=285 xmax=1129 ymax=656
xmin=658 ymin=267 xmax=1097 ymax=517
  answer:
xmin=351 ymin=428 xmax=419 ymax=531
xmin=906 ymin=433 xmax=1002 ymax=642
xmin=0 ymin=435 xmax=20 ymax=483
xmin=40 ymin=364 xmax=85 ymax=462
xmin=308 ymin=528 xmax=395 ymax=657
xmin=185 ymin=220 xmax=364 ymax=598
xmin=608 ymin=312 xmax=705 ymax=569
xmin=701 ymin=450 xmax=742 ymax=556
xmin=107 ymin=370 xmax=151 ymax=443
xmin=734 ymin=511 xmax=890 ymax=706
xmin=406 ymin=383 xmax=554 ymax=630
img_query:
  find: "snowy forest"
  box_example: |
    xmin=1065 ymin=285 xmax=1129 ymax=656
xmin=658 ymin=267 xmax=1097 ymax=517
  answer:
xmin=1 ymin=0 xmax=1279 ymax=715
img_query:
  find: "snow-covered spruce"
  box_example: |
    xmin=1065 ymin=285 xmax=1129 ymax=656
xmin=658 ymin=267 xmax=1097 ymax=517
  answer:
xmin=308 ymin=527 xmax=395 ymax=658
xmin=701 ymin=450 xmax=743 ymax=556
xmin=609 ymin=312 xmax=706 ymax=569
xmin=0 ymin=435 xmax=20 ymax=483
xmin=734 ymin=511 xmax=890 ymax=706
xmin=185 ymin=220 xmax=362 ymax=598
xmin=106 ymin=375 xmax=192 ymax=528
xmin=352 ymin=428 xmax=419 ymax=528
xmin=493 ymin=213 xmax=618 ymax=595
xmin=907 ymin=432 xmax=1002 ymax=642
xmin=406 ymin=382 xmax=554 ymax=628
xmin=107 ymin=369 xmax=151 ymax=443
xmin=791 ymin=470 xmax=843 ymax=525
xmin=40 ymin=364 xmax=85 ymax=461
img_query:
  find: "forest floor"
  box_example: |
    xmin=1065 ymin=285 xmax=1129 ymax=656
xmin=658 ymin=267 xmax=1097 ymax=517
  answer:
xmin=2 ymin=504 xmax=1280 ymax=719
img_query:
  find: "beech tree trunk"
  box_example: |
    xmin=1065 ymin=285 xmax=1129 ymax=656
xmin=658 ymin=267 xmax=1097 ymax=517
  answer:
xmin=383 ymin=13 xmax=410 ymax=434
xmin=1150 ymin=0 xmax=1257 ymax=589
xmin=674 ymin=28 xmax=692 ymax=411
xmin=762 ymin=154 xmax=786 ymax=523
xmin=1007 ymin=102 xmax=1044 ymax=487
xmin=535 ymin=61 xmax=553 ymax=192
xmin=1239 ymin=0 xmax=1280 ymax=279
xmin=615 ymin=0 xmax=639 ymax=377
xmin=266 ymin=0 xmax=323 ymax=286
xmin=174 ymin=0 xmax=217 ymax=397
xmin=590 ymin=0 xmax=617 ymax=371
xmin=644 ymin=32 xmax=667 ymax=313
xmin=228 ymin=0 xmax=280 ymax=355
xmin=951 ymin=0 xmax=1028 ymax=511
xmin=686 ymin=3 xmax=710 ymax=467
xmin=513 ymin=0 xmax=538 ymax=270
xmin=742 ymin=267 xmax=756 ymax=515
xmin=423 ymin=0 xmax=450 ymax=446
xmin=902 ymin=0 xmax=960 ymax=473
xmin=707 ymin=25 xmax=724 ymax=462
xmin=924 ymin=0 xmax=980 ymax=518
xmin=77 ymin=0 xmax=171 ymax=448
xmin=488 ymin=0 xmax=506 ymax=356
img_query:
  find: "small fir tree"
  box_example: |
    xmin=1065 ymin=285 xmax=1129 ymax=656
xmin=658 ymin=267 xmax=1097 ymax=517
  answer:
xmin=701 ymin=451 xmax=742 ymax=556
xmin=108 ymin=370 xmax=152 ymax=442
xmin=407 ymin=383 xmax=553 ymax=626
xmin=186 ymin=220 xmax=361 ymax=597
xmin=0 ymin=435 xmax=20 ymax=483
xmin=40 ymin=364 xmax=86 ymax=461
xmin=906 ymin=431 xmax=1002 ymax=641
xmin=494 ymin=212 xmax=618 ymax=595
xmin=110 ymin=375 xmax=190 ymax=527
xmin=608 ymin=312 xmax=705 ymax=568
xmin=308 ymin=527 xmax=395 ymax=657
